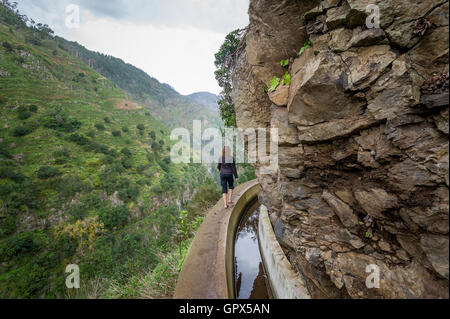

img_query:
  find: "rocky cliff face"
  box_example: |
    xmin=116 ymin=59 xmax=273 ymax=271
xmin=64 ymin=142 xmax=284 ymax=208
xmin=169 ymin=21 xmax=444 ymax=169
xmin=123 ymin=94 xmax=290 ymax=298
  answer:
xmin=232 ymin=0 xmax=449 ymax=298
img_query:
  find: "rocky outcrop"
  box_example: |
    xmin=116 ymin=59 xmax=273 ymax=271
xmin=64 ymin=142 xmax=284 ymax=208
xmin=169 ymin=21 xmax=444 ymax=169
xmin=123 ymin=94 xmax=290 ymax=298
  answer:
xmin=232 ymin=0 xmax=449 ymax=298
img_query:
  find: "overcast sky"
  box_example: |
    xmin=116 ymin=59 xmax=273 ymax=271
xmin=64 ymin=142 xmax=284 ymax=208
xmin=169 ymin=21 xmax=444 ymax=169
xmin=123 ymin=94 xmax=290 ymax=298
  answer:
xmin=16 ymin=0 xmax=249 ymax=95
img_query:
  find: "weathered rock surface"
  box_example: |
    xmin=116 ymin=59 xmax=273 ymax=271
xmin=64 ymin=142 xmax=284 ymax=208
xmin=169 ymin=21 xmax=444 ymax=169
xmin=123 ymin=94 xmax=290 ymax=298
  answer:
xmin=233 ymin=0 xmax=449 ymax=299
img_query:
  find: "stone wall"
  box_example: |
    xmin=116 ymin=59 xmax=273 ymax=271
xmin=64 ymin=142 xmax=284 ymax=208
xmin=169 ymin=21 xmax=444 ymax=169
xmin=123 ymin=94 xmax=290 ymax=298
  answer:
xmin=232 ymin=0 xmax=449 ymax=298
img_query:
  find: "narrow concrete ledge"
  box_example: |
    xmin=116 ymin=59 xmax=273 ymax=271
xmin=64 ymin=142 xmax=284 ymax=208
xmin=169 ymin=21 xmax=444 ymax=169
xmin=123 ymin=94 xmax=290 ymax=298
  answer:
xmin=174 ymin=180 xmax=260 ymax=299
xmin=258 ymin=206 xmax=311 ymax=299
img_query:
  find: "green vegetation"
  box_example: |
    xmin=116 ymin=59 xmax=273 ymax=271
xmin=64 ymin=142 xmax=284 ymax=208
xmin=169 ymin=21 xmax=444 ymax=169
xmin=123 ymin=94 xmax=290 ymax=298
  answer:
xmin=0 ymin=1 xmax=222 ymax=298
xmin=280 ymin=59 xmax=289 ymax=67
xmin=214 ymin=28 xmax=245 ymax=128
xmin=299 ymin=39 xmax=311 ymax=56
xmin=55 ymin=37 xmax=221 ymax=131
xmin=269 ymin=76 xmax=281 ymax=92
xmin=281 ymin=71 xmax=291 ymax=86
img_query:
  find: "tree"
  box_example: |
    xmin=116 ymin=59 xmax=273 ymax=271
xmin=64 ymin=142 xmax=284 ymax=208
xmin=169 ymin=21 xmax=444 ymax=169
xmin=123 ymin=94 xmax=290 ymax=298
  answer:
xmin=37 ymin=166 xmax=61 ymax=179
xmin=2 ymin=41 xmax=13 ymax=52
xmin=214 ymin=29 xmax=246 ymax=128
xmin=121 ymin=147 xmax=132 ymax=157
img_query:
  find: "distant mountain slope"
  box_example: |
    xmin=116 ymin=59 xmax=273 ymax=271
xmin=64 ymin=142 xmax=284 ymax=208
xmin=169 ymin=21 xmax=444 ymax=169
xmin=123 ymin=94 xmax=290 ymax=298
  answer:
xmin=186 ymin=92 xmax=220 ymax=116
xmin=56 ymin=39 xmax=222 ymax=130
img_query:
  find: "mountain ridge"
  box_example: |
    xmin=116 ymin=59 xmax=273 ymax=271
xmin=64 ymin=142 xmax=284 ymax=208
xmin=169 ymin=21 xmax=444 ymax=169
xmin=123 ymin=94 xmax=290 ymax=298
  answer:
xmin=56 ymin=38 xmax=222 ymax=130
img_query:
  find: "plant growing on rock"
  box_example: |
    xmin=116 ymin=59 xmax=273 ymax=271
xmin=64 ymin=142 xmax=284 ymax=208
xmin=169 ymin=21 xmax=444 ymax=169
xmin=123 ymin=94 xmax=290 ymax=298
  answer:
xmin=298 ymin=40 xmax=311 ymax=56
xmin=214 ymin=28 xmax=246 ymax=127
xmin=280 ymin=59 xmax=289 ymax=67
xmin=281 ymin=71 xmax=291 ymax=86
xmin=269 ymin=76 xmax=280 ymax=92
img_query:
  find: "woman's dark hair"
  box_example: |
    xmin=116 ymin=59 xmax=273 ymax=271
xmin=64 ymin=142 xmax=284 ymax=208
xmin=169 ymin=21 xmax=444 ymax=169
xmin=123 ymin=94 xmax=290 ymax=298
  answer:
xmin=222 ymin=146 xmax=231 ymax=158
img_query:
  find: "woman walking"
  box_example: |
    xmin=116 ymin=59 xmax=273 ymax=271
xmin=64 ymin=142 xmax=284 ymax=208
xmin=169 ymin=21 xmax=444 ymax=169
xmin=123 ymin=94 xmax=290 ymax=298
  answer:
xmin=218 ymin=146 xmax=238 ymax=209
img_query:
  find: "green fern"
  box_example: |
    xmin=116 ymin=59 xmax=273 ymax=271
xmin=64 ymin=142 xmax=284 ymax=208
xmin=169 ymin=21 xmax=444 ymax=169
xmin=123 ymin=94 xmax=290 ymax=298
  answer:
xmin=281 ymin=71 xmax=291 ymax=86
xmin=298 ymin=40 xmax=311 ymax=56
xmin=269 ymin=76 xmax=280 ymax=92
xmin=280 ymin=59 xmax=289 ymax=67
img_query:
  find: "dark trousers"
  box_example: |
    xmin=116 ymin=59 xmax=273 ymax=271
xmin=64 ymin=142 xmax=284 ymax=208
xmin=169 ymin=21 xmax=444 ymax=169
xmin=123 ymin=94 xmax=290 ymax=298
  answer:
xmin=220 ymin=174 xmax=234 ymax=194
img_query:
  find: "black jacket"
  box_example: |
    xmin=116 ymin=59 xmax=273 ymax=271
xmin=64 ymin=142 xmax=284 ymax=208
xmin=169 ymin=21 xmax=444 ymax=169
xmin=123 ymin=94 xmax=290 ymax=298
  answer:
xmin=217 ymin=156 xmax=238 ymax=179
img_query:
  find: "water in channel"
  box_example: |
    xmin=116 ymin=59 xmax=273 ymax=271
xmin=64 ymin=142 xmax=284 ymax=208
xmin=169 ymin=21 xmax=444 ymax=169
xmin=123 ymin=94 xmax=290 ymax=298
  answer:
xmin=234 ymin=201 xmax=271 ymax=299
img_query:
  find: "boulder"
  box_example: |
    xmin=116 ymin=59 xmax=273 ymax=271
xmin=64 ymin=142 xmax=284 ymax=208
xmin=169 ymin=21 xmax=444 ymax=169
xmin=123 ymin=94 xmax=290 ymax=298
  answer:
xmin=288 ymin=50 xmax=365 ymax=126
xmin=354 ymin=189 xmax=398 ymax=219
xmin=420 ymin=234 xmax=449 ymax=279
xmin=270 ymin=104 xmax=300 ymax=145
xmin=268 ymin=84 xmax=289 ymax=106
xmin=322 ymin=190 xmax=359 ymax=227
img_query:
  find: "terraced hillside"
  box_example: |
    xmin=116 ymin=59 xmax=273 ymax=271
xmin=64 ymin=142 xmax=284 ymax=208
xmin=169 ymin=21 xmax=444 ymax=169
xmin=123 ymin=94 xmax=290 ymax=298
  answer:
xmin=57 ymin=39 xmax=223 ymax=130
xmin=0 ymin=2 xmax=220 ymax=299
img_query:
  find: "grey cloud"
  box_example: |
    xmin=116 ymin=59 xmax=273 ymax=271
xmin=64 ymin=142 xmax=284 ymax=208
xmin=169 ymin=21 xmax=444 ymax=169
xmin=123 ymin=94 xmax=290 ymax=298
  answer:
xmin=17 ymin=0 xmax=249 ymax=34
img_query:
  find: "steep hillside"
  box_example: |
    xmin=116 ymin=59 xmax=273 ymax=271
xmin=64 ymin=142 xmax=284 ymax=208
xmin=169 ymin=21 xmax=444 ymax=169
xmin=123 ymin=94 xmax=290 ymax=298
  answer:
xmin=56 ymin=39 xmax=222 ymax=130
xmin=186 ymin=92 xmax=220 ymax=116
xmin=0 ymin=2 xmax=219 ymax=298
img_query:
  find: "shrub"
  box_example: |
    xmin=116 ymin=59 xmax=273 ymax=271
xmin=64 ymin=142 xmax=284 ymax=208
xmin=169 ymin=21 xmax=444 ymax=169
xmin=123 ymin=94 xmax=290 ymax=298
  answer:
xmin=54 ymin=233 xmax=77 ymax=259
xmin=0 ymin=144 xmax=11 ymax=159
xmin=69 ymin=205 xmax=87 ymax=221
xmin=122 ymin=126 xmax=129 ymax=133
xmin=151 ymin=142 xmax=161 ymax=153
xmin=189 ymin=179 xmax=221 ymax=213
xmin=86 ymin=130 xmax=96 ymax=139
xmin=121 ymin=158 xmax=133 ymax=170
xmin=2 ymin=41 xmax=13 ymax=52
xmin=85 ymin=142 xmax=110 ymax=155
xmin=83 ymin=193 xmax=102 ymax=210
xmin=104 ymin=117 xmax=111 ymax=123
xmin=54 ymin=158 xmax=67 ymax=165
xmin=101 ymin=155 xmax=114 ymax=165
xmin=42 ymin=109 xmax=81 ymax=132
xmin=118 ymin=183 xmax=139 ymax=202
xmin=25 ymin=33 xmax=42 ymax=46
xmin=98 ymin=206 xmax=129 ymax=230
xmin=121 ymin=147 xmax=132 ymax=157
xmin=137 ymin=164 xmax=147 ymax=174
xmin=151 ymin=184 xmax=163 ymax=194
xmin=137 ymin=124 xmax=145 ymax=131
xmin=95 ymin=123 xmax=105 ymax=131
xmin=57 ymin=176 xmax=85 ymax=199
xmin=112 ymin=131 xmax=121 ymax=137
xmin=12 ymin=125 xmax=33 ymax=137
xmin=0 ymin=232 xmax=39 ymax=260
xmin=53 ymin=148 xmax=70 ymax=158
xmin=0 ymin=166 xmax=27 ymax=183
xmin=28 ymin=105 xmax=38 ymax=112
xmin=37 ymin=166 xmax=61 ymax=179
xmin=18 ymin=111 xmax=31 ymax=120
xmin=69 ymin=133 xmax=90 ymax=146
xmin=14 ymin=56 xmax=25 ymax=64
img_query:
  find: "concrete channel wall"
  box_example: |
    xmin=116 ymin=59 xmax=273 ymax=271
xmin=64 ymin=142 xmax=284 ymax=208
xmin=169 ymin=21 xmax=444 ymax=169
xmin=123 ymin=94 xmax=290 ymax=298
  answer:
xmin=174 ymin=180 xmax=311 ymax=299
xmin=258 ymin=206 xmax=311 ymax=299
xmin=174 ymin=180 xmax=260 ymax=299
